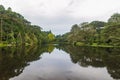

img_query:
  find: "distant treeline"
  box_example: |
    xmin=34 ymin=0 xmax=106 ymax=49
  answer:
xmin=56 ymin=13 xmax=120 ymax=47
xmin=0 ymin=5 xmax=55 ymax=46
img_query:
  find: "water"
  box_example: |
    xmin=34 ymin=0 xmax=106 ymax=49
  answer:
xmin=0 ymin=45 xmax=120 ymax=80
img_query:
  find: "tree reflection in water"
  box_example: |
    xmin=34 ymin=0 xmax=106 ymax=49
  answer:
xmin=57 ymin=45 xmax=120 ymax=79
xmin=0 ymin=44 xmax=120 ymax=80
xmin=0 ymin=45 xmax=55 ymax=80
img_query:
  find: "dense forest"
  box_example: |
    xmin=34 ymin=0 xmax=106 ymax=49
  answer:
xmin=56 ymin=13 xmax=120 ymax=47
xmin=0 ymin=5 xmax=55 ymax=46
xmin=1 ymin=4 xmax=120 ymax=47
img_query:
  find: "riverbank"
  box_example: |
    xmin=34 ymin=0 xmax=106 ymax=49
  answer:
xmin=0 ymin=43 xmax=31 ymax=47
xmin=0 ymin=43 xmax=10 ymax=47
xmin=75 ymin=42 xmax=120 ymax=48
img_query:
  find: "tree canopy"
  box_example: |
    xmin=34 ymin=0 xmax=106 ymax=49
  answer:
xmin=56 ymin=13 xmax=120 ymax=47
xmin=0 ymin=5 xmax=55 ymax=46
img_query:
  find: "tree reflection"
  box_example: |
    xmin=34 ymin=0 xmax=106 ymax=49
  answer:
xmin=0 ymin=44 xmax=55 ymax=80
xmin=0 ymin=44 xmax=120 ymax=80
xmin=57 ymin=45 xmax=120 ymax=79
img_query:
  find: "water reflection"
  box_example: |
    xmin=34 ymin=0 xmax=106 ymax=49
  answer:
xmin=0 ymin=45 xmax=55 ymax=80
xmin=0 ymin=45 xmax=120 ymax=80
xmin=57 ymin=45 xmax=120 ymax=79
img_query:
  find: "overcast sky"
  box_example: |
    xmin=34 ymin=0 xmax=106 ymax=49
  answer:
xmin=1 ymin=0 xmax=120 ymax=34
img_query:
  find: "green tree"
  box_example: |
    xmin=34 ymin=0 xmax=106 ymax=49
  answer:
xmin=48 ymin=33 xmax=55 ymax=42
xmin=0 ymin=5 xmax=54 ymax=46
xmin=0 ymin=5 xmax=5 ymax=12
xmin=108 ymin=13 xmax=120 ymax=24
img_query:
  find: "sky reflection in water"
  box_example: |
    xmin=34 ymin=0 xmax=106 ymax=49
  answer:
xmin=10 ymin=47 xmax=115 ymax=80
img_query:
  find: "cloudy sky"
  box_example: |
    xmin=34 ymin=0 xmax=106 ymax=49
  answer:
xmin=1 ymin=0 xmax=120 ymax=34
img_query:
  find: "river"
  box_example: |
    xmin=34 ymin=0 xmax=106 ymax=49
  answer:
xmin=0 ymin=45 xmax=119 ymax=80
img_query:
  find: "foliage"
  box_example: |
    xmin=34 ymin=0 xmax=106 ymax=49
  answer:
xmin=0 ymin=5 xmax=54 ymax=46
xmin=56 ymin=13 xmax=120 ymax=47
xmin=101 ymin=24 xmax=120 ymax=46
xmin=48 ymin=32 xmax=55 ymax=42
xmin=108 ymin=13 xmax=120 ymax=24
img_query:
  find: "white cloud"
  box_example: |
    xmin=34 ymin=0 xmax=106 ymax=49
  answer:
xmin=1 ymin=0 xmax=120 ymax=34
xmin=65 ymin=0 xmax=120 ymax=18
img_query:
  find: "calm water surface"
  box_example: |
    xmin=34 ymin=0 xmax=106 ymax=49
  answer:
xmin=0 ymin=45 xmax=120 ymax=80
